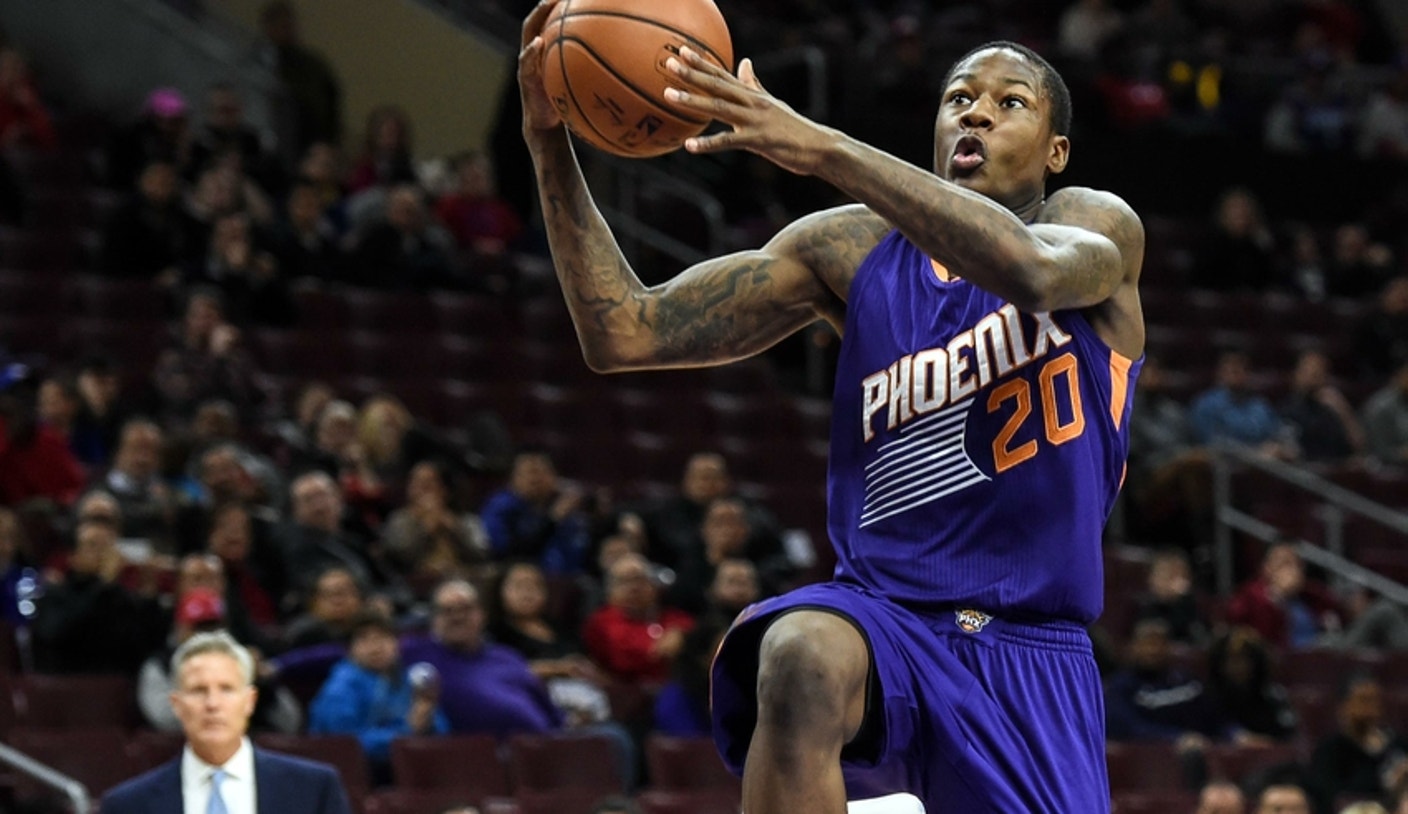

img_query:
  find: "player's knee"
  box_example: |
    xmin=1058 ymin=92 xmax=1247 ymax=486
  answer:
xmin=755 ymin=612 xmax=866 ymax=739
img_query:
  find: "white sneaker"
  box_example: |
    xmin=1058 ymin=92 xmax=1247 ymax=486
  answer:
xmin=846 ymin=793 xmax=926 ymax=814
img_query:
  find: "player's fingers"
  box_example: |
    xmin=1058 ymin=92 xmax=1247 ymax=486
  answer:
xmin=520 ymin=0 xmax=561 ymax=49
xmin=684 ymin=130 xmax=741 ymax=154
xmin=518 ymin=36 xmax=543 ymax=73
xmin=738 ymin=58 xmax=764 ymax=91
xmin=668 ymin=48 xmax=750 ymax=102
xmin=663 ymin=86 xmax=733 ymax=118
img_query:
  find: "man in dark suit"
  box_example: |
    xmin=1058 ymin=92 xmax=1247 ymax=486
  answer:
xmin=102 ymin=630 xmax=352 ymax=814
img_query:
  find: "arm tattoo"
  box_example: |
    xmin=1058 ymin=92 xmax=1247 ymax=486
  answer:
xmin=535 ymin=133 xmax=887 ymax=369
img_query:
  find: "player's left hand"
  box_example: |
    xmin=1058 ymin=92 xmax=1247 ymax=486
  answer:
xmin=664 ymin=46 xmax=832 ymax=176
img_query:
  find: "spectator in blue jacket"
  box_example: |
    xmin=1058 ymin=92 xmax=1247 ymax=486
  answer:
xmin=307 ymin=609 xmax=448 ymax=784
xmin=479 ymin=449 xmax=591 ymax=575
xmin=1189 ymin=351 xmax=1294 ymax=458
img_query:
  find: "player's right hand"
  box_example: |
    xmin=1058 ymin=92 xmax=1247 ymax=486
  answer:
xmin=519 ymin=0 xmax=563 ymax=136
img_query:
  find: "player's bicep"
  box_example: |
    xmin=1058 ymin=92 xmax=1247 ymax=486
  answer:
xmin=613 ymin=205 xmax=884 ymax=370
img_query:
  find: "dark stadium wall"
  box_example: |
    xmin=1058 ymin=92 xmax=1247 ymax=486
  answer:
xmin=211 ymin=0 xmax=508 ymax=160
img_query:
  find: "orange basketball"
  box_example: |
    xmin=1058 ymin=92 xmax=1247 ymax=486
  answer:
xmin=539 ymin=0 xmax=733 ymax=158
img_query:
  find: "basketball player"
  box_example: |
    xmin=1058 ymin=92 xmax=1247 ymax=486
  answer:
xmin=519 ymin=2 xmax=1145 ymax=811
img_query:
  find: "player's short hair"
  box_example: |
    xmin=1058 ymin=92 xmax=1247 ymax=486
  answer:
xmin=172 ymin=630 xmax=254 ymax=686
xmin=941 ymin=41 xmax=1072 ymax=137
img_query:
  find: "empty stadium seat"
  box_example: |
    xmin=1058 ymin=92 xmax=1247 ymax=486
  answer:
xmin=1278 ymin=649 xmax=1382 ymax=691
xmin=343 ymin=289 xmax=435 ymax=335
xmin=390 ymin=734 xmax=509 ymax=796
xmin=69 ymin=275 xmax=167 ymax=322
xmin=127 ymin=728 xmax=186 ymax=772
xmin=12 ymin=673 xmax=140 ymax=730
xmin=364 ymin=788 xmax=487 ymax=814
xmin=1105 ymin=742 xmax=1189 ymax=791
xmin=1202 ymin=743 xmax=1303 ymax=786
xmin=506 ymin=732 xmax=626 ymax=796
xmin=513 ymin=789 xmax=616 ymax=814
xmin=291 ymin=287 xmax=353 ymax=331
xmin=636 ymin=788 xmax=743 ymax=814
xmin=645 ymin=734 xmax=740 ymax=793
xmin=1111 ymin=790 xmax=1199 ymax=814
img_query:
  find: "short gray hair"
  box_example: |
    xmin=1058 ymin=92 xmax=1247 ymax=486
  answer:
xmin=171 ymin=630 xmax=254 ymax=685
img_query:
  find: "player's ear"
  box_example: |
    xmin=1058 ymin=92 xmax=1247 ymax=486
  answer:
xmin=1046 ymin=134 xmax=1070 ymax=176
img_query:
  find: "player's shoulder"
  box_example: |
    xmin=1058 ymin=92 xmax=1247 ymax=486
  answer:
xmin=1040 ymin=186 xmax=1144 ymax=249
xmin=1042 ymin=186 xmax=1142 ymax=228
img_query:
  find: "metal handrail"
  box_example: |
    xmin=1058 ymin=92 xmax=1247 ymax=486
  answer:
xmin=0 ymin=742 xmax=91 ymax=814
xmin=1211 ymin=444 xmax=1408 ymax=599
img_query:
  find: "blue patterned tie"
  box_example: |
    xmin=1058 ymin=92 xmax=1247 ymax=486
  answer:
xmin=208 ymin=768 xmax=229 ymax=814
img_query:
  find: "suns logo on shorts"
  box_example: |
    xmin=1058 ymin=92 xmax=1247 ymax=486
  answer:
xmin=955 ymin=608 xmax=993 ymax=633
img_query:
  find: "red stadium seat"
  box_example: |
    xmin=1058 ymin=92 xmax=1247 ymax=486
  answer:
xmin=127 ymin=729 xmax=186 ymax=772
xmin=429 ymin=291 xmax=516 ymax=338
xmin=645 ymin=734 xmax=741 ymax=792
xmin=514 ymin=789 xmax=616 ymax=814
xmin=364 ymin=788 xmax=487 ymax=814
xmin=13 ymin=673 xmax=141 ymax=730
xmin=1111 ymin=790 xmax=1199 ymax=814
xmin=1278 ymin=649 xmax=1382 ymax=691
xmin=637 ymin=788 xmax=744 ymax=814
xmin=69 ymin=275 xmax=166 ymax=322
xmin=506 ymin=732 xmax=626 ymax=795
xmin=390 ymin=735 xmax=509 ymax=796
xmin=1202 ymin=743 xmax=1303 ymax=786
xmin=1105 ymin=742 xmax=1189 ymax=791
xmin=343 ymin=289 xmax=435 ymax=335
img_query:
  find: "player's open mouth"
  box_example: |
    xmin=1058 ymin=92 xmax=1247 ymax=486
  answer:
xmin=951 ymin=135 xmax=987 ymax=175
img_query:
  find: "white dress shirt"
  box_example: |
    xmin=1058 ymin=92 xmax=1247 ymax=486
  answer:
xmin=181 ymin=737 xmax=257 ymax=814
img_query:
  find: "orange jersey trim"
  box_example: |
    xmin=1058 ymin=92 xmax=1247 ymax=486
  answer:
xmin=1108 ymin=351 xmax=1133 ymax=429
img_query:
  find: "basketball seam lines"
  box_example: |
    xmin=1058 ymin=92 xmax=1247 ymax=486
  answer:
xmin=550 ymin=37 xmax=711 ymax=153
xmin=551 ymin=10 xmax=730 ymax=68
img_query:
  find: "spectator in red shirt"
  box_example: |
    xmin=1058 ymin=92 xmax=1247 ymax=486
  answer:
xmin=0 ymin=371 xmax=85 ymax=507
xmin=582 ymin=552 xmax=694 ymax=685
xmin=434 ymin=151 xmax=523 ymax=257
xmin=0 ymin=48 xmax=56 ymax=150
xmin=1227 ymin=541 xmax=1342 ymax=649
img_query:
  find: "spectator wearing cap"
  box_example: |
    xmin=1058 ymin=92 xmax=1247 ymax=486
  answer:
xmin=138 ymin=585 xmax=301 ymax=734
xmin=105 ymin=86 xmax=193 ymax=190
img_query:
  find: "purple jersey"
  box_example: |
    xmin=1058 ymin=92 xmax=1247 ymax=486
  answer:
xmin=828 ymin=230 xmax=1141 ymax=624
